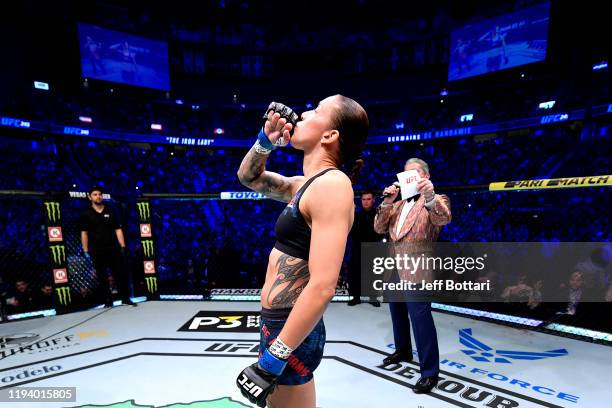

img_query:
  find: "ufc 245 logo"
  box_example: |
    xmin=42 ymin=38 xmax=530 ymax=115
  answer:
xmin=238 ymin=373 xmax=263 ymax=397
xmin=178 ymin=311 xmax=260 ymax=333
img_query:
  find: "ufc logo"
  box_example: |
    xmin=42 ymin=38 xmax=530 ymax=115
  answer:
xmin=238 ymin=374 xmax=263 ymax=397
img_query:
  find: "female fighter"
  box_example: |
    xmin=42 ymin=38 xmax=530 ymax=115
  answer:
xmin=236 ymin=95 xmax=368 ymax=407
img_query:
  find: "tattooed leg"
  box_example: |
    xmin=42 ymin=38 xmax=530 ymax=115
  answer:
xmin=267 ymin=254 xmax=310 ymax=308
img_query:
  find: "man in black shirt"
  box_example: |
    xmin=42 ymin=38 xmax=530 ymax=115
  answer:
xmin=80 ymin=185 xmax=136 ymax=307
xmin=34 ymin=282 xmax=54 ymax=310
xmin=9 ymin=279 xmax=35 ymax=313
xmin=348 ymin=190 xmax=384 ymax=306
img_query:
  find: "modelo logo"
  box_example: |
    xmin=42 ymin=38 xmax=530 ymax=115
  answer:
xmin=1 ymin=365 xmax=62 ymax=383
xmin=220 ymin=192 xmax=266 ymax=200
xmin=178 ymin=311 xmax=260 ymax=333
xmin=460 ymin=328 xmax=568 ymax=363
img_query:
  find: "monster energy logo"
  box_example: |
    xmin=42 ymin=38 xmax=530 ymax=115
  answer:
xmin=56 ymin=286 xmax=71 ymax=306
xmin=44 ymin=202 xmax=61 ymax=223
xmin=137 ymin=202 xmax=150 ymax=221
xmin=50 ymin=245 xmax=66 ymax=265
xmin=142 ymin=240 xmax=154 ymax=258
xmin=145 ymin=276 xmax=158 ymax=294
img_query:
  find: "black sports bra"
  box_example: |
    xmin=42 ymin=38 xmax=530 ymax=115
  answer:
xmin=273 ymin=168 xmax=336 ymax=260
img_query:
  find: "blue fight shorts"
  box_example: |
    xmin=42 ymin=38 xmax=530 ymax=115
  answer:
xmin=260 ymin=307 xmax=326 ymax=386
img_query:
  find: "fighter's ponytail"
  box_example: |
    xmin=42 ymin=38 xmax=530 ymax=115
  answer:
xmin=333 ymin=95 xmax=369 ymax=185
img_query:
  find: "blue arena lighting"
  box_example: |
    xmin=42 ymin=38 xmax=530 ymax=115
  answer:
xmin=460 ymin=114 xmax=474 ymax=122
xmin=214 ymin=128 xmax=225 ymax=135
xmin=540 ymin=113 xmax=569 ymax=124
xmin=538 ymin=100 xmax=556 ymax=110
xmin=196 ymin=292 xmax=351 ymax=302
xmin=175 ymin=99 xmax=184 ymax=105
xmin=1 ymin=103 xmax=608 ymax=147
xmin=432 ymin=303 xmax=542 ymax=327
xmin=592 ymin=61 xmax=608 ymax=71
xmin=8 ymin=309 xmax=56 ymax=320
xmin=546 ymin=323 xmax=612 ymax=342
xmin=164 ymin=137 xmax=215 ymax=146
xmin=0 ymin=116 xmax=31 ymax=129
xmin=387 ymin=134 xmax=422 ymax=143
xmin=64 ymin=127 xmax=90 ymax=136
xmin=33 ymin=81 xmax=49 ymax=90
xmin=79 ymin=116 xmax=93 ymax=123
xmin=394 ymin=122 xmax=405 ymax=129
xmin=160 ymin=294 xmax=204 ymax=300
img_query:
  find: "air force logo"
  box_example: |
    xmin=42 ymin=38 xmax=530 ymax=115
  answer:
xmin=459 ymin=328 xmax=568 ymax=364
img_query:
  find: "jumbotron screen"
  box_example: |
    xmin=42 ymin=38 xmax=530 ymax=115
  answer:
xmin=78 ymin=23 xmax=170 ymax=91
xmin=448 ymin=2 xmax=550 ymax=81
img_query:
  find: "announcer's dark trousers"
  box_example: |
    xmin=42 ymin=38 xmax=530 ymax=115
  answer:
xmin=389 ymin=301 xmax=439 ymax=378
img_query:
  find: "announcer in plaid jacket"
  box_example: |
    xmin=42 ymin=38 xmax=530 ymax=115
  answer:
xmin=374 ymin=158 xmax=451 ymax=394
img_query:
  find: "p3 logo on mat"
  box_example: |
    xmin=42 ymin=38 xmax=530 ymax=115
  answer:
xmin=178 ymin=311 xmax=260 ymax=333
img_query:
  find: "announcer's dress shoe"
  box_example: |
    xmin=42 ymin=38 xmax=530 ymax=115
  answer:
xmin=347 ymin=298 xmax=361 ymax=306
xmin=413 ymin=376 xmax=438 ymax=394
xmin=382 ymin=350 xmax=413 ymax=365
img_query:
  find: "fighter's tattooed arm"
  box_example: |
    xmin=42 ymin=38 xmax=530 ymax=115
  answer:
xmin=237 ymin=143 xmax=304 ymax=202
xmin=267 ymin=254 xmax=310 ymax=309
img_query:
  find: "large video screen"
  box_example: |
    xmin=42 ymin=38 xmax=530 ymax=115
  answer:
xmin=448 ymin=2 xmax=550 ymax=81
xmin=78 ymin=24 xmax=170 ymax=91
